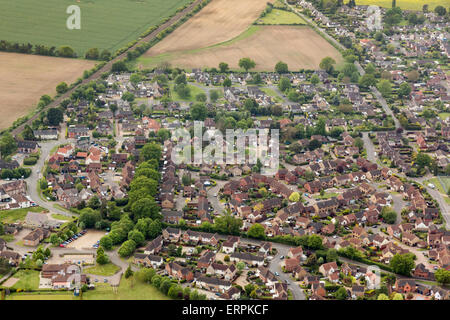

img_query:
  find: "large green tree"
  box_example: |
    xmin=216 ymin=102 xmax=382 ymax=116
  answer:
xmin=390 ymin=253 xmax=415 ymax=276
xmin=319 ymin=56 xmax=336 ymax=73
xmin=238 ymin=57 xmax=256 ymax=72
xmin=190 ymin=103 xmax=207 ymax=121
xmin=214 ymin=213 xmax=243 ymax=235
xmin=247 ymin=223 xmax=265 ymax=239
xmin=141 ymin=143 xmax=162 ymax=162
xmin=47 ymin=107 xmax=64 ymax=126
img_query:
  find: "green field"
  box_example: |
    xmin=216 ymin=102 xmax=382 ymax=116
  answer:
xmin=354 ymin=0 xmax=448 ymax=10
xmin=51 ymin=213 xmax=71 ymax=221
xmin=82 ymin=277 xmax=170 ymax=300
xmin=5 ymin=275 xmax=170 ymax=300
xmin=438 ymin=113 xmax=450 ymax=120
xmin=4 ymin=270 xmax=40 ymax=291
xmin=424 ymin=177 xmax=450 ymax=204
xmin=256 ymin=9 xmax=306 ymax=25
xmin=6 ymin=293 xmax=74 ymax=300
xmin=0 ymin=0 xmax=192 ymax=56
xmin=84 ymin=263 xmax=121 ymax=276
xmin=171 ymin=83 xmax=205 ymax=102
xmin=0 ymin=206 xmax=46 ymax=223
xmin=260 ymin=87 xmax=284 ymax=103
xmin=314 ymin=192 xmax=339 ymax=200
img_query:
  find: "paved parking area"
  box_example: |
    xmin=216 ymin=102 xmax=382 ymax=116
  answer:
xmin=66 ymin=230 xmax=106 ymax=250
xmin=47 ymin=253 xmax=94 ymax=265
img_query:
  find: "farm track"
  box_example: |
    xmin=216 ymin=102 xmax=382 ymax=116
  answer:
xmin=11 ymin=0 xmax=205 ymax=137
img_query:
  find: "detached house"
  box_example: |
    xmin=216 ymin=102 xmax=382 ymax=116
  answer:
xmin=165 ymin=262 xmax=194 ymax=281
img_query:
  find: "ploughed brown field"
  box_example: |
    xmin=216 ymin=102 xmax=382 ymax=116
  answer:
xmin=146 ymin=0 xmax=272 ymax=55
xmin=141 ymin=25 xmax=343 ymax=71
xmin=141 ymin=0 xmax=342 ymax=71
xmin=0 ymin=52 xmax=95 ymax=130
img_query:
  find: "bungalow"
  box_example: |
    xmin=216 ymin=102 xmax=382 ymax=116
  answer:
xmin=16 ymin=140 xmax=39 ymax=153
xmin=134 ymin=254 xmax=164 ymax=268
xmin=402 ymin=231 xmax=420 ymax=247
xmin=33 ymin=129 xmax=58 ymax=140
xmin=230 ymin=252 xmax=264 ymax=266
xmin=196 ymin=276 xmax=231 ymax=293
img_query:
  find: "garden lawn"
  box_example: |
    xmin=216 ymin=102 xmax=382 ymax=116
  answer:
xmin=84 ymin=263 xmax=121 ymax=276
xmin=314 ymin=192 xmax=339 ymax=200
xmin=51 ymin=214 xmax=71 ymax=221
xmin=424 ymin=177 xmax=450 ymax=204
xmin=5 ymin=292 xmax=74 ymax=300
xmin=438 ymin=176 xmax=450 ymax=193
xmin=171 ymin=83 xmax=205 ymax=102
xmin=7 ymin=270 xmax=40 ymax=291
xmin=0 ymin=206 xmax=45 ymax=223
xmin=0 ymin=234 xmax=15 ymax=242
xmin=438 ymin=113 xmax=450 ymax=121
xmin=82 ymin=277 xmax=170 ymax=300
xmin=260 ymin=87 xmax=283 ymax=102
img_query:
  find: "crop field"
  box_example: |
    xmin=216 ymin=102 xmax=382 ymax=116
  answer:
xmin=0 ymin=52 xmax=95 ymax=130
xmin=143 ymin=0 xmax=272 ymax=56
xmin=354 ymin=0 xmax=448 ymax=10
xmin=140 ymin=25 xmax=343 ymax=71
xmin=0 ymin=0 xmax=192 ymax=56
xmin=256 ymin=8 xmax=307 ymax=25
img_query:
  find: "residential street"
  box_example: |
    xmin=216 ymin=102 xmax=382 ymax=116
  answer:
xmin=362 ymin=132 xmax=376 ymax=163
xmin=207 ymin=180 xmax=227 ymax=215
xmin=24 ymin=124 xmax=74 ymax=218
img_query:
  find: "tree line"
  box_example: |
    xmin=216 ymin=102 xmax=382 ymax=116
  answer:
xmin=0 ymin=40 xmax=111 ymax=61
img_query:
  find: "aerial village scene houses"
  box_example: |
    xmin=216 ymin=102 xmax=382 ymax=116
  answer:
xmin=0 ymin=0 xmax=449 ymax=302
